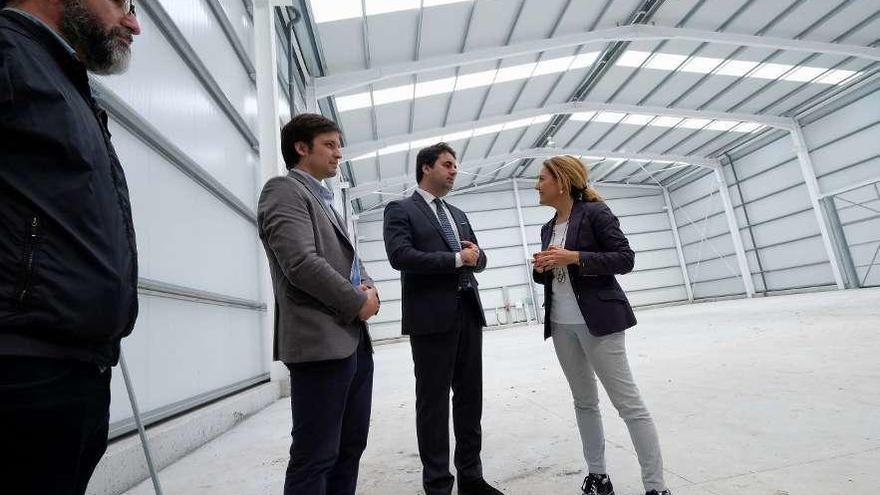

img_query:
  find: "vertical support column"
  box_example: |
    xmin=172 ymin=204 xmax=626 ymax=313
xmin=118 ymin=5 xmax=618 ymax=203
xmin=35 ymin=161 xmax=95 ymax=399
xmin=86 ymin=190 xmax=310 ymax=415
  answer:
xmin=254 ymin=0 xmax=288 ymax=388
xmin=821 ymin=196 xmax=860 ymax=288
xmin=662 ymin=187 xmax=694 ymax=302
xmin=714 ymin=167 xmax=756 ymax=298
xmin=789 ymin=121 xmax=846 ymax=289
xmin=512 ymin=179 xmax=541 ymax=324
xmin=304 ymin=80 xmax=319 ymax=113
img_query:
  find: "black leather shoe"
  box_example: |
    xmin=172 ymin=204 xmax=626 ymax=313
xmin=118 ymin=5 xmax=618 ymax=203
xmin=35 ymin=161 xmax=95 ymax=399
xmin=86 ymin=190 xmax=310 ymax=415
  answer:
xmin=458 ymin=478 xmax=504 ymax=495
xmin=582 ymin=473 xmax=615 ymax=495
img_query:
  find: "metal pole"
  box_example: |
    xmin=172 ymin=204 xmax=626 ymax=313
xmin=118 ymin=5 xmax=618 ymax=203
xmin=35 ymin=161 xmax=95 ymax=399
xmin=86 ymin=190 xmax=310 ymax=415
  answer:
xmin=119 ymin=351 xmax=164 ymax=495
xmin=254 ymin=0 xmax=288 ymax=386
xmin=512 ymin=179 xmax=542 ymax=324
xmin=662 ymin=187 xmax=694 ymax=302
xmin=714 ymin=168 xmax=756 ymax=297
xmin=789 ymin=121 xmax=846 ymax=289
xmin=821 ymin=196 xmax=860 ymax=288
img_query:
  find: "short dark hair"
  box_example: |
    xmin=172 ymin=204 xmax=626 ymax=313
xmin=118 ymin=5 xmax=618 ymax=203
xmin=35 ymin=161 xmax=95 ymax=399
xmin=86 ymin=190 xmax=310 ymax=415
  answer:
xmin=415 ymin=142 xmax=457 ymax=184
xmin=280 ymin=113 xmax=341 ymax=170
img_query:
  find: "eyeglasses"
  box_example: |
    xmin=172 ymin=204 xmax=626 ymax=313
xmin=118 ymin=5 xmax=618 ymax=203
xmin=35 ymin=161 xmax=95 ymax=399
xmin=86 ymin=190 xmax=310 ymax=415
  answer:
xmin=117 ymin=0 xmax=136 ymax=17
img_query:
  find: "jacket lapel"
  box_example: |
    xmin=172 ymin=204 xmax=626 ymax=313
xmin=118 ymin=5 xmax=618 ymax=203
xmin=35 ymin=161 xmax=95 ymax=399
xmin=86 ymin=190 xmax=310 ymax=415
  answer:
xmin=565 ymin=201 xmax=585 ymax=251
xmin=288 ymin=172 xmax=351 ymax=246
xmin=412 ymin=192 xmax=458 ymax=251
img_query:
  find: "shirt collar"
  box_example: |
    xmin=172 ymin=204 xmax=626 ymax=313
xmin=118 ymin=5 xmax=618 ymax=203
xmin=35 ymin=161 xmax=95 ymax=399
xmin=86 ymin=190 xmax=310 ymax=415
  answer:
xmin=291 ymin=168 xmax=334 ymax=204
xmin=416 ymin=187 xmax=441 ymax=206
xmin=3 ymin=8 xmax=77 ymax=56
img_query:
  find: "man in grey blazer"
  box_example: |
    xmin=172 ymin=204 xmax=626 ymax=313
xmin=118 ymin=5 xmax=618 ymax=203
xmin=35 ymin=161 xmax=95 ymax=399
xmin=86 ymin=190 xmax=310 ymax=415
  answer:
xmin=258 ymin=113 xmax=380 ymax=495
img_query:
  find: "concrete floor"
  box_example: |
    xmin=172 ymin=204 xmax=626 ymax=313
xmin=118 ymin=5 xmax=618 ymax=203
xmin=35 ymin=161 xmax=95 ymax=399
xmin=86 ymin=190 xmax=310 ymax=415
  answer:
xmin=125 ymin=289 xmax=880 ymax=495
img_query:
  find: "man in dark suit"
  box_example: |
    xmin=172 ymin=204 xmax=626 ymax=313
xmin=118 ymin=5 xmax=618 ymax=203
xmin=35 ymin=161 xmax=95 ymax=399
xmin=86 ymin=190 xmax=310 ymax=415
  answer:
xmin=258 ymin=113 xmax=380 ymax=495
xmin=383 ymin=143 xmax=504 ymax=495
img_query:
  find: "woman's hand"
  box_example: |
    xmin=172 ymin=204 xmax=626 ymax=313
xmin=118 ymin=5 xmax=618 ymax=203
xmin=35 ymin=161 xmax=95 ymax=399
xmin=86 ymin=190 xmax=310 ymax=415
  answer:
xmin=533 ymin=245 xmax=580 ymax=271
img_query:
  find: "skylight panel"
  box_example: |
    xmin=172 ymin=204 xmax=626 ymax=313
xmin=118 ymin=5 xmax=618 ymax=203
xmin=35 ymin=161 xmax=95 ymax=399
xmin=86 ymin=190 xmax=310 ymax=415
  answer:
xmin=679 ymin=56 xmax=723 ymax=74
xmin=616 ymin=50 xmax=651 ymax=68
xmin=679 ymin=118 xmax=712 ymax=129
xmin=366 ymin=0 xmax=421 ymax=16
xmin=335 ymin=92 xmax=373 ymax=112
xmin=622 ymin=114 xmax=655 ymax=125
xmin=594 ymin=112 xmax=626 ymax=124
xmin=502 ymin=117 xmax=537 ymax=130
xmin=496 ymin=63 xmax=538 ymax=83
xmin=570 ymin=111 xmax=597 ymax=121
xmin=422 ymin=0 xmax=473 ymax=6
xmin=783 ymin=66 xmax=829 ymax=83
xmin=736 ymin=123 xmax=764 ymax=133
xmin=309 ymin=0 xmax=362 ymax=23
xmin=705 ymin=120 xmax=738 ymax=132
xmin=350 ymin=151 xmax=378 ymax=162
xmin=472 ymin=123 xmax=506 ymax=137
xmin=410 ymin=137 xmax=440 ymax=148
xmin=442 ymin=130 xmax=474 ymax=142
xmin=372 ymin=84 xmax=415 ymax=105
xmin=815 ymin=69 xmax=857 ymax=85
xmin=455 ymin=69 xmax=497 ymax=90
xmin=715 ymin=60 xmax=760 ymax=77
xmin=643 ymin=53 xmax=689 ymax=70
xmin=534 ymin=56 xmax=576 ymax=76
xmin=570 ymin=52 xmax=600 ymax=69
xmin=414 ymin=77 xmax=457 ymax=98
xmin=377 ymin=142 xmax=410 ymax=155
xmin=750 ymin=63 xmax=793 ymax=80
xmin=651 ymin=116 xmax=683 ymax=127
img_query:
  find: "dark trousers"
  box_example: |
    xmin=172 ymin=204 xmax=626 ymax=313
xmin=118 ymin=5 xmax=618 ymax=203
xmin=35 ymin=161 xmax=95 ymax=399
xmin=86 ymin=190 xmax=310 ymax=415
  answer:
xmin=284 ymin=331 xmax=374 ymax=495
xmin=0 ymin=356 xmax=112 ymax=495
xmin=410 ymin=293 xmax=484 ymax=495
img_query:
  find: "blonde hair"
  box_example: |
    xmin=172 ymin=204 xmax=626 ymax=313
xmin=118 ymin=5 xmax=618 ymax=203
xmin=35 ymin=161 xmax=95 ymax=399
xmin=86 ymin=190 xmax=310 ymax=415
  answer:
xmin=542 ymin=155 xmax=603 ymax=202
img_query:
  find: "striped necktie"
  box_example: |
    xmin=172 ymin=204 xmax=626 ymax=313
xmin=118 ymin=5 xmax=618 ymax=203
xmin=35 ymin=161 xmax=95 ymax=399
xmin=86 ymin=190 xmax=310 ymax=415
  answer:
xmin=433 ymin=198 xmax=461 ymax=252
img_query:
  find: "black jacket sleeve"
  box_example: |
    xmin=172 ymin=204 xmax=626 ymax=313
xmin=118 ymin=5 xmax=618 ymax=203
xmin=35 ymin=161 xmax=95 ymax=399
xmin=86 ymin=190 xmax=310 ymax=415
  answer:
xmin=576 ymin=203 xmax=635 ymax=276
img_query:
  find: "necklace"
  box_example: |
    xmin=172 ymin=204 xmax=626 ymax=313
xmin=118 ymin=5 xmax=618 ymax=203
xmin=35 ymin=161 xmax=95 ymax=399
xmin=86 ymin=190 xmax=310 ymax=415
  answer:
xmin=550 ymin=222 xmax=568 ymax=284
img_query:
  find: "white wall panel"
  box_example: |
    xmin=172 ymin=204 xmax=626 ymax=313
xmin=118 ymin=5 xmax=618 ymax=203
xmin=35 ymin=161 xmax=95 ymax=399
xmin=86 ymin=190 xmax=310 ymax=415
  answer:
xmin=116 ymin=124 xmax=261 ymax=300
xmin=91 ymin=2 xmax=271 ymax=436
xmin=157 ymin=0 xmax=258 ymax=132
xmin=109 ymin=295 xmax=265 ymax=423
xmin=94 ymin=11 xmax=258 ymax=207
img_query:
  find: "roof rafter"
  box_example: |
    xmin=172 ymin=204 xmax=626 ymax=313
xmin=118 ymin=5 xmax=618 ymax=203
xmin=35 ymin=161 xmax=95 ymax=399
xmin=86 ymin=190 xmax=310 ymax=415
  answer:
xmin=315 ymin=24 xmax=880 ymax=97
xmin=341 ymin=100 xmax=792 ymax=157
xmin=347 ymin=146 xmax=720 ymax=199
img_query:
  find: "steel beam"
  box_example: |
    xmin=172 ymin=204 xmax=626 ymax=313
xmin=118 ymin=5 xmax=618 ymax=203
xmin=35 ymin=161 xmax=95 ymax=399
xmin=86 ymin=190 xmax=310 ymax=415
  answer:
xmin=254 ymin=0 xmax=288 ymax=386
xmin=789 ymin=120 xmax=846 ymax=289
xmin=348 ymin=147 xmax=707 ymax=199
xmin=662 ymin=187 xmax=694 ymax=302
xmin=512 ymin=179 xmax=542 ymax=324
xmin=315 ymin=24 xmax=880 ymax=97
xmin=342 ymin=101 xmax=789 ymax=158
xmin=714 ymin=168 xmax=756 ymax=297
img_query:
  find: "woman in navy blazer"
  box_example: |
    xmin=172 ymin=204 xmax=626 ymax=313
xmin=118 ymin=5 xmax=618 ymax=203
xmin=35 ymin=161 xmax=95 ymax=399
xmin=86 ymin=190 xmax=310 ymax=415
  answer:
xmin=532 ymin=156 xmax=671 ymax=495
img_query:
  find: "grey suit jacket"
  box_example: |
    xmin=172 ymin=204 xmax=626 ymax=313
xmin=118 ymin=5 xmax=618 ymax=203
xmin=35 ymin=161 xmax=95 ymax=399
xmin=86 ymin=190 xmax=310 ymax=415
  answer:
xmin=257 ymin=170 xmax=372 ymax=363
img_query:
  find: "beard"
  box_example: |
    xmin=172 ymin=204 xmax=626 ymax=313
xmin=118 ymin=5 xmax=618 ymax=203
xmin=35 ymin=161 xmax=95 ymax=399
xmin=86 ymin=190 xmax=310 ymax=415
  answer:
xmin=58 ymin=0 xmax=133 ymax=75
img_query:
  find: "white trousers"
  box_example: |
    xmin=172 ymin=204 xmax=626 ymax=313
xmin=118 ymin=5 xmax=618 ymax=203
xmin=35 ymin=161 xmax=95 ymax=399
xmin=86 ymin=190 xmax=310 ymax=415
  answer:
xmin=552 ymin=323 xmax=666 ymax=491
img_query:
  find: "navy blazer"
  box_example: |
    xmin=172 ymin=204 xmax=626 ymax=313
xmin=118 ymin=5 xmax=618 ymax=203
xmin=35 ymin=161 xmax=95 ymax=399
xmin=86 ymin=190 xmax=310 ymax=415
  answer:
xmin=383 ymin=192 xmax=487 ymax=335
xmin=533 ymin=200 xmax=637 ymax=339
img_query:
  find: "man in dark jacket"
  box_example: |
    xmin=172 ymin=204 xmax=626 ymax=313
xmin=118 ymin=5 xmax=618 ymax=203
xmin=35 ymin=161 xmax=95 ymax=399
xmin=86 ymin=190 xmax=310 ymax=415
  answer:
xmin=0 ymin=1 xmax=141 ymax=493
xmin=383 ymin=143 xmax=503 ymax=495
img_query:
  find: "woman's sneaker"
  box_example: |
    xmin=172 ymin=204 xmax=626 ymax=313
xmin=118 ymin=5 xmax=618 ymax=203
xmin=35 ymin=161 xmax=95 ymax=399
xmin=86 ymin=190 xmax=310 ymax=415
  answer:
xmin=645 ymin=490 xmax=672 ymax=495
xmin=581 ymin=473 xmax=614 ymax=495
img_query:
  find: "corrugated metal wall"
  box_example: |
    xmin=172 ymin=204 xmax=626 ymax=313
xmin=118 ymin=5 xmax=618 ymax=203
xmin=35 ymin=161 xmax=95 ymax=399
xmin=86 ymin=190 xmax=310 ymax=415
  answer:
xmin=668 ymin=82 xmax=880 ymax=299
xmin=93 ymin=0 xmax=287 ymax=437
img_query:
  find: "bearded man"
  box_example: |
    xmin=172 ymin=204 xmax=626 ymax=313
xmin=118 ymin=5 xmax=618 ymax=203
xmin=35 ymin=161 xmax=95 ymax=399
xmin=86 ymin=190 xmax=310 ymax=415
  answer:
xmin=0 ymin=1 xmax=141 ymax=493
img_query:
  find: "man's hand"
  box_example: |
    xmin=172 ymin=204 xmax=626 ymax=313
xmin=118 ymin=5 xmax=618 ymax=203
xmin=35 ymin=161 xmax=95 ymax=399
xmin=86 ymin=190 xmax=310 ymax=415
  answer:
xmin=533 ymin=245 xmax=579 ymax=271
xmin=460 ymin=240 xmax=480 ymax=267
xmin=358 ymin=286 xmax=380 ymax=321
